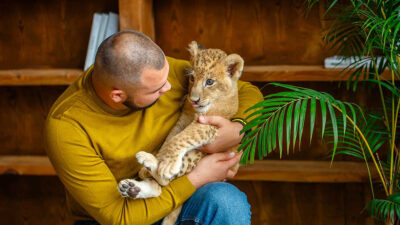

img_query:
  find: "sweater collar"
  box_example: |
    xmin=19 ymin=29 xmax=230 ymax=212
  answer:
xmin=83 ymin=66 xmax=133 ymax=116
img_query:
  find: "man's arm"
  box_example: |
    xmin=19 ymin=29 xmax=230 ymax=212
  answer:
xmin=45 ymin=117 xmax=240 ymax=225
xmin=45 ymin=118 xmax=196 ymax=225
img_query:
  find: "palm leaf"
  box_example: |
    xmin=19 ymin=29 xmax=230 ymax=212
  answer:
xmin=366 ymin=193 xmax=400 ymax=223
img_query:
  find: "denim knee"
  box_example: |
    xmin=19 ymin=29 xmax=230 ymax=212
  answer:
xmin=179 ymin=182 xmax=251 ymax=225
xmin=198 ymin=182 xmax=249 ymax=210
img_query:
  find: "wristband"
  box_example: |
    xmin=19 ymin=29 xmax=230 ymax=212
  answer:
xmin=231 ymin=118 xmax=250 ymax=141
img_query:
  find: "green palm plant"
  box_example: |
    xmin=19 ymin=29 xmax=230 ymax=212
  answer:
xmin=239 ymin=0 xmax=400 ymax=223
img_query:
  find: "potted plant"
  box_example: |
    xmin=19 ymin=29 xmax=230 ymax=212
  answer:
xmin=239 ymin=0 xmax=400 ymax=224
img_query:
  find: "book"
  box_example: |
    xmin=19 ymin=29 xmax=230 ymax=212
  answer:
xmin=104 ymin=12 xmax=119 ymax=40
xmin=324 ymin=55 xmax=386 ymax=69
xmin=84 ymin=13 xmax=103 ymax=71
xmin=95 ymin=13 xmax=108 ymax=51
xmin=84 ymin=12 xmax=119 ymax=71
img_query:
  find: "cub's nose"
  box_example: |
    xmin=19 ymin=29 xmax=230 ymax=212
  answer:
xmin=190 ymin=97 xmax=200 ymax=104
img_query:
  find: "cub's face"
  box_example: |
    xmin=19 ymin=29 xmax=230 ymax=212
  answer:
xmin=186 ymin=41 xmax=244 ymax=113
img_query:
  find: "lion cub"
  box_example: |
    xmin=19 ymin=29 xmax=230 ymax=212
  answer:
xmin=118 ymin=41 xmax=244 ymax=225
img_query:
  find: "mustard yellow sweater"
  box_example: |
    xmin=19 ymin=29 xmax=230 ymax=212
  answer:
xmin=44 ymin=57 xmax=263 ymax=225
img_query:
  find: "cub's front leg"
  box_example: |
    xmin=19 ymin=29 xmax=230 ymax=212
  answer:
xmin=157 ymin=121 xmax=218 ymax=180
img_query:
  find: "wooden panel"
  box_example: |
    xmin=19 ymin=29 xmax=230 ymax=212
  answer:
xmin=0 ymin=86 xmax=66 ymax=155
xmin=0 ymin=176 xmax=73 ymax=225
xmin=155 ymin=0 xmax=334 ymax=65
xmin=0 ymin=176 xmax=376 ymax=225
xmin=119 ymin=0 xmax=155 ymax=40
xmin=0 ymin=0 xmax=118 ymax=69
xmin=231 ymin=181 xmax=377 ymax=225
xmin=234 ymin=160 xmax=378 ymax=183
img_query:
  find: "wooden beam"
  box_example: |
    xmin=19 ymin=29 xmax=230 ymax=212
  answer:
xmin=233 ymin=160 xmax=378 ymax=183
xmin=241 ymin=65 xmax=391 ymax=82
xmin=0 ymin=69 xmax=82 ymax=86
xmin=0 ymin=66 xmax=392 ymax=85
xmin=0 ymin=155 xmax=377 ymax=183
xmin=0 ymin=155 xmax=56 ymax=176
xmin=119 ymin=0 xmax=155 ymax=40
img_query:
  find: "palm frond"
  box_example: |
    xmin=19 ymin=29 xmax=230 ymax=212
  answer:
xmin=324 ymin=112 xmax=389 ymax=160
xmin=239 ymin=83 xmax=361 ymax=164
xmin=366 ymin=193 xmax=400 ymax=223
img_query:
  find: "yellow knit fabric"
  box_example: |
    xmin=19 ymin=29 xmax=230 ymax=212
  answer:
xmin=44 ymin=56 xmax=263 ymax=225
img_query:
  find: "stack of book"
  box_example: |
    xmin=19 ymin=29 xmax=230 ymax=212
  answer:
xmin=324 ymin=55 xmax=386 ymax=69
xmin=84 ymin=12 xmax=119 ymax=71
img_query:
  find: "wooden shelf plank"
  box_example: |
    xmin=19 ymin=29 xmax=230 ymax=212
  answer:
xmin=0 ymin=66 xmax=392 ymax=86
xmin=0 ymin=155 xmax=56 ymax=176
xmin=233 ymin=160 xmax=377 ymax=183
xmin=0 ymin=68 xmax=82 ymax=86
xmin=0 ymin=155 xmax=377 ymax=182
xmin=241 ymin=65 xmax=391 ymax=82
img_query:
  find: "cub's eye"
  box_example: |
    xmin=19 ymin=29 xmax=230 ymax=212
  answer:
xmin=190 ymin=76 xmax=194 ymax=82
xmin=206 ymin=79 xmax=214 ymax=86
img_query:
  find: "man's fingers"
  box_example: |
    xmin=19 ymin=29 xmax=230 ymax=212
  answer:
xmin=226 ymin=169 xmax=237 ymax=179
xmin=225 ymin=151 xmax=242 ymax=168
xmin=198 ymin=115 xmax=224 ymax=127
xmin=213 ymin=151 xmax=236 ymax=161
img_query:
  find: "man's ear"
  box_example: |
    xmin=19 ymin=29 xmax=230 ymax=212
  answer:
xmin=224 ymin=54 xmax=244 ymax=81
xmin=109 ymin=89 xmax=127 ymax=104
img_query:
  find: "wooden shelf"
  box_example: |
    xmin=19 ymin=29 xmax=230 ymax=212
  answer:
xmin=0 ymin=155 xmax=377 ymax=182
xmin=0 ymin=66 xmax=391 ymax=86
xmin=234 ymin=160 xmax=377 ymax=183
xmin=0 ymin=155 xmax=56 ymax=176
xmin=0 ymin=69 xmax=82 ymax=86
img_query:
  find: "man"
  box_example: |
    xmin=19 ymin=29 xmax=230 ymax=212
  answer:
xmin=45 ymin=30 xmax=263 ymax=225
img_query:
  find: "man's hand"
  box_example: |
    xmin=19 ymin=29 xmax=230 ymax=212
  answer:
xmin=187 ymin=151 xmax=242 ymax=189
xmin=197 ymin=116 xmax=244 ymax=153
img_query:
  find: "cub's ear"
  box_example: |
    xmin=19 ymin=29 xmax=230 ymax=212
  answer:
xmin=224 ymin=54 xmax=244 ymax=81
xmin=188 ymin=41 xmax=200 ymax=58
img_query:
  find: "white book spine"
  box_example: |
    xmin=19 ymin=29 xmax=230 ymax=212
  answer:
xmin=104 ymin=12 xmax=119 ymax=39
xmin=95 ymin=14 xmax=108 ymax=50
xmin=84 ymin=13 xmax=102 ymax=71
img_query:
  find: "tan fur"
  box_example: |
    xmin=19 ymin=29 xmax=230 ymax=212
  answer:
xmin=119 ymin=41 xmax=244 ymax=225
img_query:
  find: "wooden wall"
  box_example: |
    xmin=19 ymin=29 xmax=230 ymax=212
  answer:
xmin=154 ymin=0 xmax=334 ymax=65
xmin=0 ymin=0 xmax=380 ymax=224
xmin=0 ymin=0 xmax=118 ymax=69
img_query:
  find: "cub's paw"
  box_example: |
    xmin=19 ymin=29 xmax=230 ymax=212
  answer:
xmin=136 ymin=151 xmax=158 ymax=172
xmin=157 ymin=156 xmax=182 ymax=180
xmin=118 ymin=179 xmax=141 ymax=198
xmin=118 ymin=178 xmax=162 ymax=199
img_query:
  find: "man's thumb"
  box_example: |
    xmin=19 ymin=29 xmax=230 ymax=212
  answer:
xmin=198 ymin=115 xmax=224 ymax=127
xmin=216 ymin=151 xmax=236 ymax=161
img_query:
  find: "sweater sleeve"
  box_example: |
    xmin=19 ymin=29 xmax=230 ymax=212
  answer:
xmin=45 ymin=118 xmax=196 ymax=225
xmin=233 ymin=80 xmax=263 ymax=121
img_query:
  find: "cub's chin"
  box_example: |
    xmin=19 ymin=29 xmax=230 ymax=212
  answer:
xmin=194 ymin=104 xmax=211 ymax=114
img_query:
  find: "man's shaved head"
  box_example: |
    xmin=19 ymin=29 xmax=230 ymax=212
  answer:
xmin=93 ymin=30 xmax=165 ymax=88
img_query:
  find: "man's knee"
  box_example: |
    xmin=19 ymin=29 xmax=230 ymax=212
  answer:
xmin=196 ymin=182 xmax=250 ymax=213
xmin=179 ymin=182 xmax=251 ymax=225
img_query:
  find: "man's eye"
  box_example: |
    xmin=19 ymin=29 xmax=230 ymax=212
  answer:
xmin=206 ymin=79 xmax=214 ymax=86
xmin=190 ymin=76 xmax=194 ymax=82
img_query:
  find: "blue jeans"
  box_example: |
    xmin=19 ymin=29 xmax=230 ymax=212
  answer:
xmin=74 ymin=182 xmax=251 ymax=225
